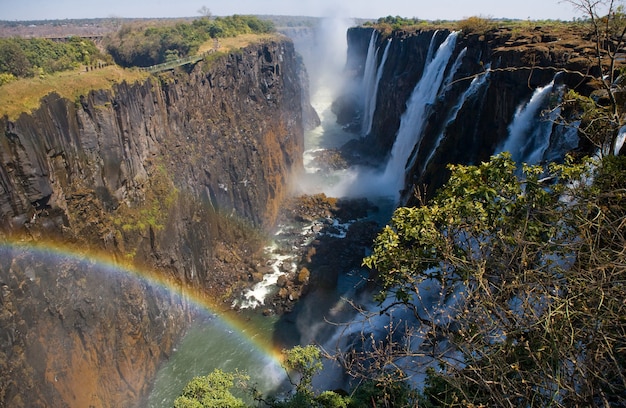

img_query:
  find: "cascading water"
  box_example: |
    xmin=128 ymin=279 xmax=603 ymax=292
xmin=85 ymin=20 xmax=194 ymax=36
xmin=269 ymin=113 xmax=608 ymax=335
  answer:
xmin=425 ymin=29 xmax=440 ymax=64
xmin=361 ymin=30 xmax=379 ymax=134
xmin=442 ymin=47 xmax=467 ymax=90
xmin=362 ymin=38 xmax=392 ymax=136
xmin=423 ymin=65 xmax=491 ymax=171
xmin=148 ymin=19 xmax=359 ymax=406
xmin=497 ymin=76 xmax=559 ymax=164
xmin=380 ymin=31 xmax=459 ymax=201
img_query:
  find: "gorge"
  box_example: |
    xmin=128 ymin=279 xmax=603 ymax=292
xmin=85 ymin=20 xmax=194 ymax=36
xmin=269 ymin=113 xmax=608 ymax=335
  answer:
xmin=0 ymin=17 xmax=611 ymax=407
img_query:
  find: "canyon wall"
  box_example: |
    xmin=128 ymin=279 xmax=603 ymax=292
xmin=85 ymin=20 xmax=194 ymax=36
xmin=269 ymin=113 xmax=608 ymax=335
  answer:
xmin=341 ymin=26 xmax=597 ymax=202
xmin=0 ymin=37 xmax=305 ymax=407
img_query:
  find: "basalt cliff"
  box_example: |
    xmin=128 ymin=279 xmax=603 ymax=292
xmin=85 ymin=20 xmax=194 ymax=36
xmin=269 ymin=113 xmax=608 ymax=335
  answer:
xmin=0 ymin=37 xmax=304 ymax=407
xmin=337 ymin=25 xmax=602 ymax=202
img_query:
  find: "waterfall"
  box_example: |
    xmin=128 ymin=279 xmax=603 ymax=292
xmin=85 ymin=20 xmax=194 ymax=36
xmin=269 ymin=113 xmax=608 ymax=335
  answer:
xmin=380 ymin=31 xmax=459 ymax=200
xmin=497 ymin=77 xmax=558 ymax=164
xmin=405 ymin=45 xmax=466 ymax=174
xmin=423 ymin=67 xmax=491 ymax=171
xmin=361 ymin=31 xmax=379 ymax=136
xmin=362 ymin=38 xmax=392 ymax=136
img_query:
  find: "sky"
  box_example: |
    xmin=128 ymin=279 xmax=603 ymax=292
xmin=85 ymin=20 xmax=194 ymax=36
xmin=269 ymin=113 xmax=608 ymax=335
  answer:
xmin=1 ymin=0 xmax=581 ymax=22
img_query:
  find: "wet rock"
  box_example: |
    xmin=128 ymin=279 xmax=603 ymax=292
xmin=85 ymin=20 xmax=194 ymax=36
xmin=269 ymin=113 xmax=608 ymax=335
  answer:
xmin=343 ymin=25 xmax=601 ymax=203
xmin=250 ymin=272 xmax=264 ymax=283
xmin=276 ymin=274 xmax=288 ymax=288
xmin=307 ymin=149 xmax=349 ymax=173
xmin=260 ymin=192 xmax=382 ymax=313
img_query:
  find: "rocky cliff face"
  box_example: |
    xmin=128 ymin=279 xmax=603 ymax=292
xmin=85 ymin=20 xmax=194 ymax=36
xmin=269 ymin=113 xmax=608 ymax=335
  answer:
xmin=0 ymin=37 xmax=305 ymax=407
xmin=340 ymin=26 xmax=598 ymax=202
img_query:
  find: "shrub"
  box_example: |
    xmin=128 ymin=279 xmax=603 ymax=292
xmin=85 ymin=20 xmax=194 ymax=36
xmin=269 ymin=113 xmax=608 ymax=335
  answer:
xmin=173 ymin=369 xmax=248 ymax=408
xmin=456 ymin=16 xmax=497 ymax=34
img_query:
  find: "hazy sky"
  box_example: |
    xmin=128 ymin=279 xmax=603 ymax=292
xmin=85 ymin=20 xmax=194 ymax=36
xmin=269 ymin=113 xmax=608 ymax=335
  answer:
xmin=1 ymin=0 xmax=581 ymax=21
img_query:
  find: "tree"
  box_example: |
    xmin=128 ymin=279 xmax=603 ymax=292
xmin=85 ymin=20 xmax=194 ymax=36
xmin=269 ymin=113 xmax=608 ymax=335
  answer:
xmin=198 ymin=6 xmax=212 ymax=19
xmin=173 ymin=369 xmax=249 ymax=408
xmin=0 ymin=40 xmax=32 ymax=77
xmin=282 ymin=345 xmax=323 ymax=396
xmin=561 ymin=0 xmax=626 ymax=155
xmin=176 ymin=347 xmax=351 ymax=408
xmin=356 ymin=153 xmax=626 ymax=407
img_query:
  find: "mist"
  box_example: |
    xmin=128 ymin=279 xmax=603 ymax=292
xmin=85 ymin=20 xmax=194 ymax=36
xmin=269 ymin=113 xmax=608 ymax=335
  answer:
xmin=289 ymin=16 xmax=413 ymax=203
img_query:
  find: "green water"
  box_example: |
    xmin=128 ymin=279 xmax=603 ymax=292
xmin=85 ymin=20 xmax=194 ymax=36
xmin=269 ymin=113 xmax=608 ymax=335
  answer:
xmin=147 ymin=312 xmax=287 ymax=407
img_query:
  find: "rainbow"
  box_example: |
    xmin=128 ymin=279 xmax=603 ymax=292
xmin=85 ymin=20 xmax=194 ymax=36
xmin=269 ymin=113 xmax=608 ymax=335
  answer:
xmin=0 ymin=238 xmax=286 ymax=367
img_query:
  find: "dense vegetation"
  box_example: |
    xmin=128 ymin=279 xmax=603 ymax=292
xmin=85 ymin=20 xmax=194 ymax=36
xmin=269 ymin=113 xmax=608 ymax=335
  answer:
xmin=105 ymin=15 xmax=275 ymax=68
xmin=0 ymin=36 xmax=107 ymax=84
xmin=362 ymin=153 xmax=626 ymax=407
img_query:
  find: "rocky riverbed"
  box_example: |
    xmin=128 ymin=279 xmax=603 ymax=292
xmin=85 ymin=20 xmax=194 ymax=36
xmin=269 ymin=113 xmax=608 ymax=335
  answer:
xmin=231 ymin=192 xmax=381 ymax=316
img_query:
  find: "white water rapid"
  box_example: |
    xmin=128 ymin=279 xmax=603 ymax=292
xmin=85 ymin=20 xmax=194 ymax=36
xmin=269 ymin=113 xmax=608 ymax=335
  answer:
xmin=239 ymin=17 xmax=358 ymax=309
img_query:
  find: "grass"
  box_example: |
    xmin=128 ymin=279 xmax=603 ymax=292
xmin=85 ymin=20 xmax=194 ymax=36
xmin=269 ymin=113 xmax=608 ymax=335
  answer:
xmin=0 ymin=65 xmax=149 ymax=121
xmin=198 ymin=33 xmax=283 ymax=54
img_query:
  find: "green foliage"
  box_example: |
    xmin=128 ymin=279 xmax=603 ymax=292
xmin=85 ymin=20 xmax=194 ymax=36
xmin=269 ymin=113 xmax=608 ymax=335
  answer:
xmin=314 ymin=391 xmax=348 ymax=408
xmin=173 ymin=369 xmax=249 ymax=408
xmin=0 ymin=39 xmax=31 ymax=77
xmin=418 ymin=368 xmax=464 ymax=407
xmin=111 ymin=163 xmax=178 ymax=260
xmin=0 ymin=37 xmax=105 ymax=78
xmin=0 ymin=72 xmax=16 ymax=86
xmin=376 ymin=15 xmax=422 ymax=27
xmin=348 ymin=380 xmax=418 ymax=408
xmin=282 ymin=345 xmax=323 ymax=395
xmin=564 ymin=88 xmax=621 ymax=154
xmin=364 ymin=152 xmax=576 ymax=303
xmin=364 ymin=15 xmax=427 ymax=34
xmin=362 ymin=153 xmax=626 ymax=407
xmin=106 ymin=15 xmax=274 ymax=68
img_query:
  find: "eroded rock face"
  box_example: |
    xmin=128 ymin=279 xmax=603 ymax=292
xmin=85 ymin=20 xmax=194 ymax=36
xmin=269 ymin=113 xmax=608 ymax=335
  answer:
xmin=0 ymin=38 xmax=305 ymax=407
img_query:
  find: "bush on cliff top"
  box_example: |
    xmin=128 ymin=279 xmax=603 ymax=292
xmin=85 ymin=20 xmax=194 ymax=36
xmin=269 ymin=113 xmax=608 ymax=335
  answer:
xmin=0 ymin=36 xmax=108 ymax=78
xmin=105 ymin=15 xmax=275 ymax=68
xmin=455 ymin=15 xmax=498 ymax=34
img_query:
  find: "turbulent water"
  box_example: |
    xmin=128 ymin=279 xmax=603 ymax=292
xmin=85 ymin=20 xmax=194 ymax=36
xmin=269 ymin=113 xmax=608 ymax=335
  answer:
xmin=147 ymin=18 xmax=365 ymax=406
